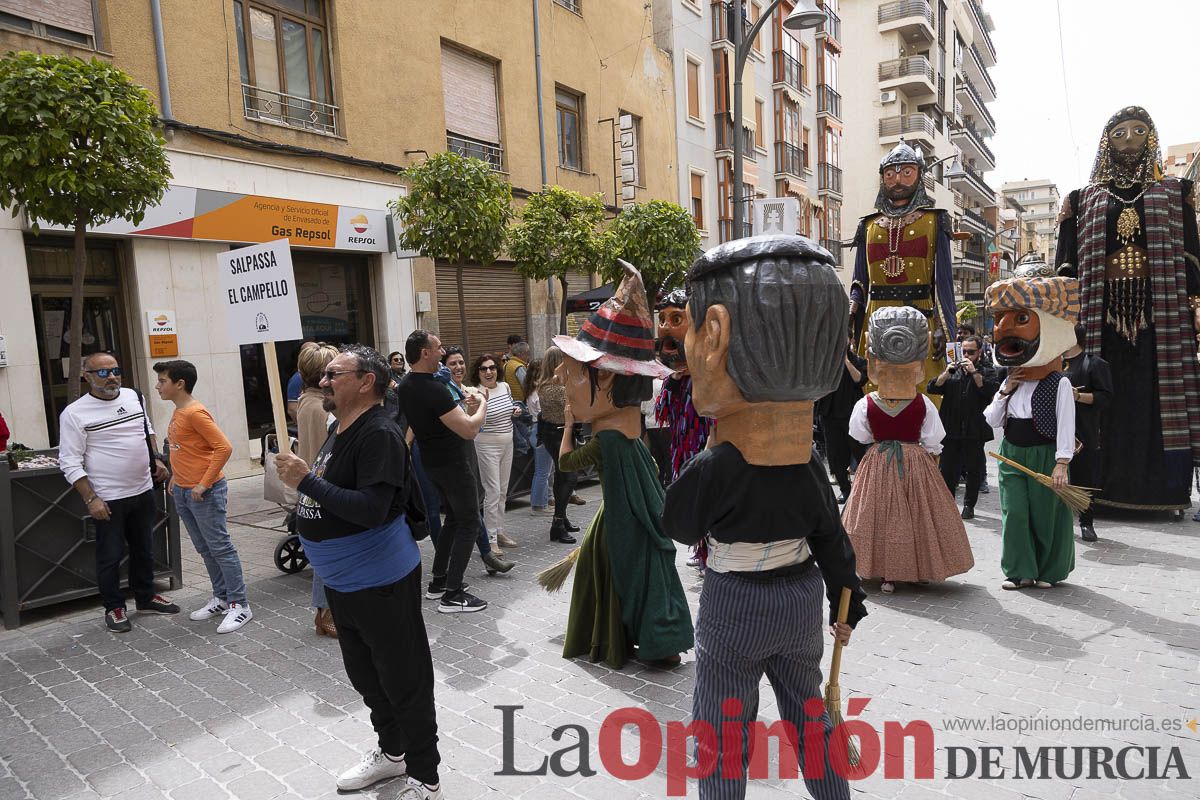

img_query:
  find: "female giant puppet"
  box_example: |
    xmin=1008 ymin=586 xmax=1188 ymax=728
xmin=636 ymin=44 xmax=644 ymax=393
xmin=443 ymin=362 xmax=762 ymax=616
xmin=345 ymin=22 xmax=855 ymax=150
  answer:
xmin=553 ymin=262 xmax=694 ymax=669
xmin=1056 ymin=106 xmax=1200 ymax=515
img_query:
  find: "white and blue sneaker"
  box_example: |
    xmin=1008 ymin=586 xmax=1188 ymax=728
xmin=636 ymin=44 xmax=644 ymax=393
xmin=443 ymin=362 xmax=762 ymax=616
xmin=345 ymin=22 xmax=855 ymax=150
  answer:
xmin=189 ymin=597 xmax=226 ymax=621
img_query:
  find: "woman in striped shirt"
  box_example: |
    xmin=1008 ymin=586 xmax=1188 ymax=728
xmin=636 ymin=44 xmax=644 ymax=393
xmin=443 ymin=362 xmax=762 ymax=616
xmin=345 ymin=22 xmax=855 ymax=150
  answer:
xmin=471 ymin=354 xmax=520 ymax=549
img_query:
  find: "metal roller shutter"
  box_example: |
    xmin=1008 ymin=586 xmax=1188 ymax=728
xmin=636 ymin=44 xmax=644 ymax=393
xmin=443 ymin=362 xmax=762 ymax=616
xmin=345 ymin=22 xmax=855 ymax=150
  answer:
xmin=441 ymin=45 xmax=500 ymax=144
xmin=0 ymin=0 xmax=93 ymax=34
xmin=435 ymin=262 xmax=528 ymax=360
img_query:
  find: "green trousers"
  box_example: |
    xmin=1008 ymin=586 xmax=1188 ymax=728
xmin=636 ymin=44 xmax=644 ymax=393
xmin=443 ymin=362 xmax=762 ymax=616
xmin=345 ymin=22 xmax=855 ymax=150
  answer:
xmin=998 ymin=439 xmax=1075 ymax=584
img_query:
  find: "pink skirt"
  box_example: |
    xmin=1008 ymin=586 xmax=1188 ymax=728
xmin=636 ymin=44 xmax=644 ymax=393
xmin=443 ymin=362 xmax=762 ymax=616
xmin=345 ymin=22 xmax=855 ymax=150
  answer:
xmin=842 ymin=441 xmax=974 ymax=582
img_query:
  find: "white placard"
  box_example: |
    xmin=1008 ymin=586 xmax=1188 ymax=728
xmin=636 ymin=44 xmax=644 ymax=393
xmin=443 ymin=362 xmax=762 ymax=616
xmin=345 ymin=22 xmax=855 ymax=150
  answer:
xmin=218 ymin=240 xmax=303 ymax=345
xmin=0 ymin=334 xmax=7 ymax=367
xmin=145 ymin=309 xmax=177 ymax=336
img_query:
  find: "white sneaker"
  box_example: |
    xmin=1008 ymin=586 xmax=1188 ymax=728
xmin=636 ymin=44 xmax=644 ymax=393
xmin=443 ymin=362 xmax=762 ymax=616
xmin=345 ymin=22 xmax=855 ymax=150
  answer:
xmin=189 ymin=597 xmax=226 ymax=621
xmin=216 ymin=602 xmax=253 ymax=633
xmin=337 ymin=748 xmax=407 ymax=791
xmin=398 ymin=775 xmax=444 ymax=800
xmin=530 ymin=506 xmax=554 ymax=516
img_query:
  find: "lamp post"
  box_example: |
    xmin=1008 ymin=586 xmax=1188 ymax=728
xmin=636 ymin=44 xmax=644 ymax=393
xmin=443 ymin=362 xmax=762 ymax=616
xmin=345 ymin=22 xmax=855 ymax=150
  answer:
xmin=731 ymin=0 xmax=825 ymax=239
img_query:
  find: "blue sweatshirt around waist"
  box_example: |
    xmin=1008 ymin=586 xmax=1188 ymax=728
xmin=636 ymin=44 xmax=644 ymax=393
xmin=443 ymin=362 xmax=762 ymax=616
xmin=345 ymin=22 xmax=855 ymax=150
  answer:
xmin=300 ymin=514 xmax=419 ymax=592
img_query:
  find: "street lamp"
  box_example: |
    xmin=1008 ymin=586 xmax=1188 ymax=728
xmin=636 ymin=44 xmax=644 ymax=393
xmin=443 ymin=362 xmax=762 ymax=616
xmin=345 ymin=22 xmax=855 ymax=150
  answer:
xmin=732 ymin=0 xmax=825 ymax=239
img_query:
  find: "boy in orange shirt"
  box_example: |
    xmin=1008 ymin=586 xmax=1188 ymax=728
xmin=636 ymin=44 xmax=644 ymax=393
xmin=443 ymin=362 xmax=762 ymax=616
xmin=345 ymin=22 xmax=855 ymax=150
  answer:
xmin=154 ymin=360 xmax=252 ymax=633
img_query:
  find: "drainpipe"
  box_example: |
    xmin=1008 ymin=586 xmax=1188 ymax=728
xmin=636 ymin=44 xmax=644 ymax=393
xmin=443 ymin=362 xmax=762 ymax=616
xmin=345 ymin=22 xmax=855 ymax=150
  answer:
xmin=533 ymin=0 xmax=555 ymax=340
xmin=149 ymin=0 xmax=173 ymax=120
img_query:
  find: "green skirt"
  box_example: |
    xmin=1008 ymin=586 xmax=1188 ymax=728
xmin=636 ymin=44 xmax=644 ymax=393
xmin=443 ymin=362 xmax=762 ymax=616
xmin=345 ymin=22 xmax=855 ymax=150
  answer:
xmin=562 ymin=503 xmax=633 ymax=669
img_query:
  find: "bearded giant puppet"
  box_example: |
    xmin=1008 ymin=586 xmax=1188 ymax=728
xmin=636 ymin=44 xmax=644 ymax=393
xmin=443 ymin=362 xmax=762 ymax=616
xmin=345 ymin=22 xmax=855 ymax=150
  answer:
xmin=661 ymin=235 xmax=866 ymax=800
xmin=850 ymin=140 xmax=958 ymax=402
xmin=1056 ymin=106 xmax=1200 ymax=516
xmin=983 ymin=263 xmax=1081 ymax=590
xmin=653 ymin=289 xmax=712 ymax=485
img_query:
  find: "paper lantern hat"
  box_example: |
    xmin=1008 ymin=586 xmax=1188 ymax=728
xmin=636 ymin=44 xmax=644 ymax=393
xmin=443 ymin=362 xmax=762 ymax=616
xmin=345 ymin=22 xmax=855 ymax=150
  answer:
xmin=553 ymin=260 xmax=672 ymax=378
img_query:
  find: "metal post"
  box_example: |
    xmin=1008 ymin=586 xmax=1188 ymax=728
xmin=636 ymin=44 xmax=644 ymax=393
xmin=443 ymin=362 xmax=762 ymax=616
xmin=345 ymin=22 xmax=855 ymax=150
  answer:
xmin=149 ymin=0 xmax=173 ymax=119
xmin=732 ymin=0 xmax=785 ymax=240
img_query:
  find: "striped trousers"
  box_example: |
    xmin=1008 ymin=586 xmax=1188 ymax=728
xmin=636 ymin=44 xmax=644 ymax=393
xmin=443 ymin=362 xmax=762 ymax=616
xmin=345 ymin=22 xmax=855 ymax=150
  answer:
xmin=694 ymin=565 xmax=850 ymax=800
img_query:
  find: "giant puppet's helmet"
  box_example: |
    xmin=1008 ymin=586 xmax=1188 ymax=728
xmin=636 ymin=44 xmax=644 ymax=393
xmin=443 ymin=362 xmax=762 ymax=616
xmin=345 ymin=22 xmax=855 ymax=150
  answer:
xmin=986 ymin=253 xmax=1080 ymax=369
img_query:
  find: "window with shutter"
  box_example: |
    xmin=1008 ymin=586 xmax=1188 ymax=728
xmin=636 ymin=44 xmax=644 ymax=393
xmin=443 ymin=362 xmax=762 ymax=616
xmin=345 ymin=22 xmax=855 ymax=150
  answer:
xmin=686 ymin=58 xmax=702 ymax=121
xmin=0 ymin=0 xmax=94 ymax=44
xmin=556 ymin=87 xmax=584 ymax=171
xmin=441 ymin=44 xmax=503 ymax=170
xmin=690 ymin=172 xmax=705 ymax=231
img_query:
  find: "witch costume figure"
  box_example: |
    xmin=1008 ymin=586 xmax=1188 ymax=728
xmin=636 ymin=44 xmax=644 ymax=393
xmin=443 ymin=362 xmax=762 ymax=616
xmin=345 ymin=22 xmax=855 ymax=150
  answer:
xmin=850 ymin=140 xmax=958 ymax=400
xmin=982 ymin=266 xmax=1081 ymax=590
xmin=552 ymin=262 xmax=694 ymax=670
xmin=1056 ymin=106 xmax=1200 ymax=515
xmin=843 ymin=306 xmax=974 ymax=595
xmin=662 ymin=235 xmax=866 ymax=800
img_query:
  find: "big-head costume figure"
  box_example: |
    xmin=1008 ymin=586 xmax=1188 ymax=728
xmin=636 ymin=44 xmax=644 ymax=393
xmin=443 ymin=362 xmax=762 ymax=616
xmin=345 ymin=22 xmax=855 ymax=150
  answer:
xmin=653 ymin=289 xmax=712 ymax=483
xmin=850 ymin=140 xmax=958 ymax=401
xmin=982 ymin=263 xmax=1081 ymax=590
xmin=552 ymin=262 xmax=694 ymax=670
xmin=1056 ymin=106 xmax=1200 ymax=514
xmin=661 ymin=235 xmax=867 ymax=800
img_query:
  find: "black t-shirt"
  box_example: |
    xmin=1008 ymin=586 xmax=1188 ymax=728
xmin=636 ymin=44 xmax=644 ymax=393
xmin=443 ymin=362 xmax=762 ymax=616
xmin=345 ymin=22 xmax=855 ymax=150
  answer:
xmin=396 ymin=372 xmax=467 ymax=467
xmin=295 ymin=405 xmax=406 ymax=542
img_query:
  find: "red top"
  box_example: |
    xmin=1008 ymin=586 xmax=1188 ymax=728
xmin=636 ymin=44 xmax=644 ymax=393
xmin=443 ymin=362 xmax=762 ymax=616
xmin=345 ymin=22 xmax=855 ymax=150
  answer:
xmin=0 ymin=411 xmax=8 ymax=452
xmin=866 ymin=395 xmax=925 ymax=443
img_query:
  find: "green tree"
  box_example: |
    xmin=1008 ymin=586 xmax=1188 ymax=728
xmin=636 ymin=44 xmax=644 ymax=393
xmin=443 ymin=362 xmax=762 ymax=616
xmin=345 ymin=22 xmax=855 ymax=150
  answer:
xmin=0 ymin=53 xmax=171 ymax=399
xmin=957 ymin=299 xmax=979 ymax=322
xmin=508 ymin=186 xmax=610 ymax=335
xmin=604 ymin=200 xmax=700 ymax=300
xmin=390 ymin=152 xmax=512 ymax=356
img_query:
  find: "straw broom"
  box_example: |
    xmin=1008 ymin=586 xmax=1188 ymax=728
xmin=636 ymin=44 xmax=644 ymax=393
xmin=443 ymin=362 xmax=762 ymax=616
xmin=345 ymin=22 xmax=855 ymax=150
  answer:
xmin=537 ymin=546 xmax=581 ymax=592
xmin=988 ymin=451 xmax=1094 ymax=513
xmin=824 ymin=587 xmax=860 ymax=767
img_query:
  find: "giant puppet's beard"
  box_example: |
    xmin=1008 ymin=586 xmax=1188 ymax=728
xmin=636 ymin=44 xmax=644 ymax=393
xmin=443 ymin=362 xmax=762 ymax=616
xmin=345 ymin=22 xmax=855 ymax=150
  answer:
xmin=655 ymin=336 xmax=687 ymax=372
xmin=993 ymin=310 xmax=1076 ymax=369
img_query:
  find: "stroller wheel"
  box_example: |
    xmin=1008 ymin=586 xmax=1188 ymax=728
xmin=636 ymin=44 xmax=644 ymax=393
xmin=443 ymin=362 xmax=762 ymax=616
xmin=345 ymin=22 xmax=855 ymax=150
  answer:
xmin=274 ymin=534 xmax=309 ymax=574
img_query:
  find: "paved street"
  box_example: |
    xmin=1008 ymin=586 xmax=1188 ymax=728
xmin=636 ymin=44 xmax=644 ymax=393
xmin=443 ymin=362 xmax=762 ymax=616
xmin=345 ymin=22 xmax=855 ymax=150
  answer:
xmin=1 ymin=464 xmax=1197 ymax=800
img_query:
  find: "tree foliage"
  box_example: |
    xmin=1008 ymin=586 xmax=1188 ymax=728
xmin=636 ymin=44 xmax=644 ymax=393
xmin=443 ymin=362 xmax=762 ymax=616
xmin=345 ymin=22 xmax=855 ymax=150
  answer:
xmin=605 ymin=200 xmax=701 ymax=300
xmin=509 ymin=186 xmax=610 ymax=334
xmin=390 ymin=152 xmax=512 ymax=354
xmin=0 ymin=53 xmax=171 ymax=399
xmin=956 ymin=300 xmax=979 ymax=322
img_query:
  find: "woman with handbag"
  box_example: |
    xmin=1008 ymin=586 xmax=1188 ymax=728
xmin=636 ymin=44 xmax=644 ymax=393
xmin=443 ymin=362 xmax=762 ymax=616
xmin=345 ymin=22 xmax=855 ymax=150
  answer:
xmin=296 ymin=342 xmax=340 ymax=636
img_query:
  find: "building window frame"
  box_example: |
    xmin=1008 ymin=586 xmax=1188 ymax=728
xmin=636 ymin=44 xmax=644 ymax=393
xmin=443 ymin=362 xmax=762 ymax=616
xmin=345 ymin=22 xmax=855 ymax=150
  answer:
xmin=556 ymin=86 xmax=585 ymax=171
xmin=553 ymin=0 xmax=582 ymax=14
xmin=689 ymin=169 xmax=708 ymax=234
xmin=0 ymin=10 xmax=95 ymax=47
xmin=754 ymin=97 xmax=766 ymax=152
xmin=685 ymin=52 xmax=705 ymax=125
xmin=233 ymin=0 xmax=338 ymax=136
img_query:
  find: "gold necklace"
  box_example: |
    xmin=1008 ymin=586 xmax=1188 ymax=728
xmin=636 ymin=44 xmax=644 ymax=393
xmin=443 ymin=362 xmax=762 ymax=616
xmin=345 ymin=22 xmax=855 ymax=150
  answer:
xmin=1100 ymin=184 xmax=1149 ymax=247
xmin=882 ymin=216 xmax=906 ymax=278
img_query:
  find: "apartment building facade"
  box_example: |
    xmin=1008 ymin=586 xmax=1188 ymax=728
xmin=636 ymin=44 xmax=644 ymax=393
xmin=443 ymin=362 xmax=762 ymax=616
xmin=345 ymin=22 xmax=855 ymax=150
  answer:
xmin=839 ymin=0 xmax=999 ymax=304
xmin=654 ymin=0 xmax=845 ymax=265
xmin=0 ymin=0 xmax=677 ymax=469
xmin=1000 ymin=178 xmax=1061 ymax=265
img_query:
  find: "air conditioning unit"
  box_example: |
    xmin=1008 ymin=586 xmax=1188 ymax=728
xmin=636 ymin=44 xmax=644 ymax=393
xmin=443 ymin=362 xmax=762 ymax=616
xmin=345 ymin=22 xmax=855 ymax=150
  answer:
xmin=880 ymin=90 xmax=898 ymax=104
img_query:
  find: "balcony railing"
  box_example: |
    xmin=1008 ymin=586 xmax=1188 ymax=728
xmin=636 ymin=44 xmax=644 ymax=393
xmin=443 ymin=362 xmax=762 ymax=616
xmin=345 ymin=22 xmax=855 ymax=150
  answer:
xmin=821 ymin=238 xmax=843 ymax=263
xmin=951 ymin=162 xmax=995 ymax=202
xmin=968 ymin=45 xmax=997 ymax=99
xmin=773 ymin=50 xmax=803 ymax=93
xmin=447 ymin=132 xmax=504 ymax=171
xmin=242 ymin=84 xmax=338 ymax=136
xmin=817 ymin=84 xmax=841 ymax=120
xmin=955 ymin=122 xmax=996 ymax=166
xmin=775 ymin=142 xmax=805 ymax=177
xmin=957 ymin=78 xmax=996 ymax=132
xmin=819 ymin=8 xmax=841 ymax=44
xmin=967 ymin=0 xmax=997 ymax=64
xmin=879 ymin=113 xmax=935 ymax=141
xmin=878 ymin=0 xmax=933 ymax=28
xmin=818 ymin=163 xmax=843 ymax=195
xmin=714 ymin=113 xmax=756 ymax=161
xmin=878 ymin=55 xmax=934 ymax=84
xmin=711 ymin=1 xmax=752 ymax=45
xmin=963 ymin=207 xmax=990 ymax=233
xmin=554 ymin=0 xmax=582 ymax=12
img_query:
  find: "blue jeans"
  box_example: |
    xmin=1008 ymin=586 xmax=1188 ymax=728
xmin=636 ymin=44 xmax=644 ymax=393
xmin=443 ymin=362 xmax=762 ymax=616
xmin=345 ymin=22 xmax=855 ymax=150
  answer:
xmin=173 ymin=479 xmax=247 ymax=606
xmin=531 ymin=443 xmax=553 ymax=508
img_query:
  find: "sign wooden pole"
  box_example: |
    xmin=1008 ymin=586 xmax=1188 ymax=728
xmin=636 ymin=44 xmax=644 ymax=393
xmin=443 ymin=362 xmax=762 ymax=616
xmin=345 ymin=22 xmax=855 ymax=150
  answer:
xmin=262 ymin=341 xmax=291 ymax=454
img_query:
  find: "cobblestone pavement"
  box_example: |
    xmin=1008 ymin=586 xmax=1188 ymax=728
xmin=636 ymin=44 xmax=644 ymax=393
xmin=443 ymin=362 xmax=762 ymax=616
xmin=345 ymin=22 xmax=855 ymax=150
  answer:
xmin=1 ymin=464 xmax=1197 ymax=800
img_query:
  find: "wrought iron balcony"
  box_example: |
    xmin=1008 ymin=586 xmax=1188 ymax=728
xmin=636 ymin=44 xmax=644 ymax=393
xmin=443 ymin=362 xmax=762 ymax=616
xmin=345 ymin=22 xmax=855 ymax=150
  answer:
xmin=967 ymin=0 xmax=997 ymax=64
xmin=817 ymin=84 xmax=841 ymax=120
xmin=242 ymin=84 xmax=338 ymax=136
xmin=818 ymin=8 xmax=841 ymax=45
xmin=773 ymin=50 xmax=803 ymax=93
xmin=967 ymin=45 xmax=998 ymax=99
xmin=818 ymin=163 xmax=843 ymax=196
xmin=878 ymin=113 xmax=935 ymax=142
xmin=711 ymin=1 xmax=753 ymax=45
xmin=446 ymin=133 xmax=504 ymax=171
xmin=878 ymin=0 xmax=933 ymax=31
xmin=554 ymin=0 xmax=581 ymax=12
xmin=956 ymin=78 xmax=996 ymax=133
xmin=953 ymin=122 xmax=996 ymax=167
xmin=775 ymin=141 xmax=804 ymax=177
xmin=714 ymin=113 xmax=756 ymax=161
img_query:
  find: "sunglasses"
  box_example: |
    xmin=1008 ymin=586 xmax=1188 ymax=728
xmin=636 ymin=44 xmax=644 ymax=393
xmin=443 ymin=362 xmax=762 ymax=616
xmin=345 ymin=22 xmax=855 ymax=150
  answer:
xmin=391 ymin=358 xmax=405 ymax=364
xmin=479 ymin=365 xmax=498 ymax=372
xmin=322 ymin=369 xmax=365 ymax=381
xmin=962 ymin=349 xmax=979 ymax=355
xmin=85 ymin=367 xmax=123 ymax=378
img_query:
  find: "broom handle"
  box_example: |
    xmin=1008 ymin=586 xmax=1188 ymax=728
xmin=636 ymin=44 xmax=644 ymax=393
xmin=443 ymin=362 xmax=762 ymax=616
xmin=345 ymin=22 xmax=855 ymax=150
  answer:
xmin=828 ymin=587 xmax=852 ymax=683
xmin=988 ymin=450 xmax=1044 ymax=480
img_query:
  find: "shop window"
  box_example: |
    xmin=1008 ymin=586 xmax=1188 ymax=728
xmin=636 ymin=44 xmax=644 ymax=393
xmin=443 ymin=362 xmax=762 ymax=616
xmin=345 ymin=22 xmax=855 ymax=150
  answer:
xmin=233 ymin=0 xmax=337 ymax=135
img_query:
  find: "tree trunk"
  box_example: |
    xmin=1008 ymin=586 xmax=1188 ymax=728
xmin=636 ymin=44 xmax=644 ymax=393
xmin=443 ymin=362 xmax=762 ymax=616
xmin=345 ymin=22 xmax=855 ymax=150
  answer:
xmin=558 ymin=274 xmax=569 ymax=335
xmin=456 ymin=262 xmax=470 ymax=357
xmin=67 ymin=208 xmax=87 ymax=402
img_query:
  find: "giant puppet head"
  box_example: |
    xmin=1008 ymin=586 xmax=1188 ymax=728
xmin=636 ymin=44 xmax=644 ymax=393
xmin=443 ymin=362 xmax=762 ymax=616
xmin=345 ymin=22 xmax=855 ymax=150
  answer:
xmin=1089 ymin=106 xmax=1163 ymax=187
xmin=866 ymin=306 xmax=929 ymax=401
xmin=875 ymin=139 xmax=935 ymax=217
xmin=655 ymin=288 xmax=690 ymax=373
xmin=684 ymin=234 xmax=846 ymax=465
xmin=986 ymin=254 xmax=1081 ymax=380
xmin=553 ymin=261 xmax=670 ymax=433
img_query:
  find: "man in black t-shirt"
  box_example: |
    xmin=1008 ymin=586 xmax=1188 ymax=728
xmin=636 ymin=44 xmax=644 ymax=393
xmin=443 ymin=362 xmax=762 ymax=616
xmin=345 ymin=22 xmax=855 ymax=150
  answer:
xmin=396 ymin=330 xmax=490 ymax=613
xmin=275 ymin=345 xmax=443 ymax=797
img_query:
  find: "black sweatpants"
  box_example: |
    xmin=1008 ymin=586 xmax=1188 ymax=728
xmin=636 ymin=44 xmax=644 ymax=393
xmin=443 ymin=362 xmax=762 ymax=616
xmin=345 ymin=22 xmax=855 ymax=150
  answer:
xmin=95 ymin=490 xmax=158 ymax=612
xmin=425 ymin=457 xmax=483 ymax=592
xmin=940 ymin=437 xmax=987 ymax=508
xmin=326 ymin=567 xmax=440 ymax=785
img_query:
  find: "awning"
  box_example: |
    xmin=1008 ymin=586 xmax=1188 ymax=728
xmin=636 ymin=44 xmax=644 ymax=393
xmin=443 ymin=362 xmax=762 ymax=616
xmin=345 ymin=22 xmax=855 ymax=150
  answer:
xmin=565 ymin=283 xmax=616 ymax=314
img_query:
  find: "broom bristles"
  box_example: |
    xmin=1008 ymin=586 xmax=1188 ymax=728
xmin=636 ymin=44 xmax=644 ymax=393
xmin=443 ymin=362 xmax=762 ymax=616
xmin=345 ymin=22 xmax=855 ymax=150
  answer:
xmin=824 ymin=683 xmax=861 ymax=767
xmin=988 ymin=451 xmax=1093 ymax=513
xmin=537 ymin=547 xmax=581 ymax=592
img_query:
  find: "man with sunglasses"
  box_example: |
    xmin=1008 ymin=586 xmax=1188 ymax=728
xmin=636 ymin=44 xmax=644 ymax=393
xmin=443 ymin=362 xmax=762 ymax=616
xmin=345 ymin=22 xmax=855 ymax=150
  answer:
xmin=928 ymin=334 xmax=1002 ymax=519
xmin=59 ymin=352 xmax=180 ymax=633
